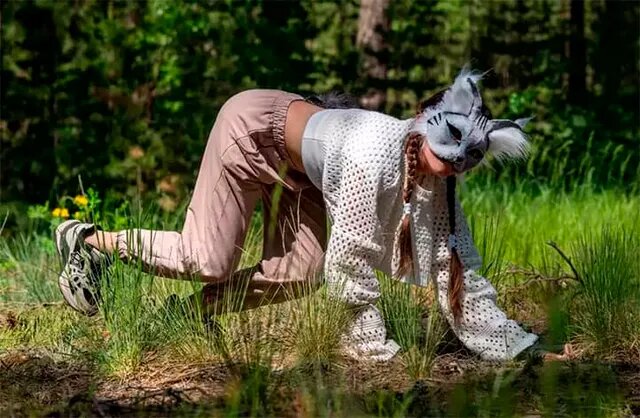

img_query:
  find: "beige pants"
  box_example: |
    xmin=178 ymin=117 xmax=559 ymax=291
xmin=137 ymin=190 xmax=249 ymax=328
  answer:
xmin=116 ymin=90 xmax=327 ymax=310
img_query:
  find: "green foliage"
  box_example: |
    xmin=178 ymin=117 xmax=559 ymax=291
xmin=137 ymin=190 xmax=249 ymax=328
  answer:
xmin=288 ymin=284 xmax=351 ymax=366
xmin=564 ymin=227 xmax=640 ymax=358
xmin=0 ymin=185 xmax=636 ymax=415
xmin=1 ymin=1 xmax=639 ymax=414
xmin=1 ymin=0 xmax=316 ymax=206
xmin=462 ymin=183 xmax=640 ymax=269
xmin=97 ymin=250 xmax=159 ymax=376
xmin=0 ymin=232 xmax=60 ymax=303
xmin=482 ymin=84 xmax=640 ymax=190
xmin=2 ymin=0 xmax=638 ymax=220
xmin=0 ymin=305 xmax=94 ymax=352
xmin=378 ymin=275 xmax=447 ymax=379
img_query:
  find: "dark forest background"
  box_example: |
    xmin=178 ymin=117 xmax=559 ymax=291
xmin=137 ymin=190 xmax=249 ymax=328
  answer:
xmin=1 ymin=0 xmax=638 ymax=212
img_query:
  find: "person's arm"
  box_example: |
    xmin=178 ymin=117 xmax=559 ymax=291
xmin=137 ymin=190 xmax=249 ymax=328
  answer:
xmin=431 ymin=194 xmax=538 ymax=361
xmin=325 ymin=158 xmax=400 ymax=362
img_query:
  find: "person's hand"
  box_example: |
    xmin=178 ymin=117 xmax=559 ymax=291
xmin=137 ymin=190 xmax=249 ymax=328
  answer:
xmin=542 ymin=343 xmax=578 ymax=362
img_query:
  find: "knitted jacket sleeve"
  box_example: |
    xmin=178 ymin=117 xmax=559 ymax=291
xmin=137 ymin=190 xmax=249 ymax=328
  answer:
xmin=430 ymin=188 xmax=538 ymax=361
xmin=324 ymin=152 xmax=400 ymax=362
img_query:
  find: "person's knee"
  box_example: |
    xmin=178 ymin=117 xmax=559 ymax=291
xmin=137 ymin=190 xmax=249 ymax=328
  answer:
xmin=196 ymin=261 xmax=236 ymax=284
xmin=174 ymin=243 xmax=236 ymax=284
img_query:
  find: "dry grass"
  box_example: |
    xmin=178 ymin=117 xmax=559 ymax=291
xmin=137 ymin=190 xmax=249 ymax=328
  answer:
xmin=1 ymin=187 xmax=638 ymax=415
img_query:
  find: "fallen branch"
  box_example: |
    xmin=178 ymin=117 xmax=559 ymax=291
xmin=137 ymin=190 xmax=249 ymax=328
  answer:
xmin=546 ymin=241 xmax=583 ymax=283
xmin=504 ymin=265 xmax=576 ymax=293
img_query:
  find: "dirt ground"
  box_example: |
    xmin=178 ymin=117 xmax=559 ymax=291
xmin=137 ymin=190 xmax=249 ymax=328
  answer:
xmin=1 ymin=348 xmax=638 ymax=417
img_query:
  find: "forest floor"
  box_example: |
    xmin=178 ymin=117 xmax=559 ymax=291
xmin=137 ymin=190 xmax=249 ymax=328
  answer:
xmin=2 ymin=338 xmax=637 ymax=417
xmin=1 ymin=292 xmax=638 ymax=417
xmin=1 ymin=187 xmax=639 ymax=417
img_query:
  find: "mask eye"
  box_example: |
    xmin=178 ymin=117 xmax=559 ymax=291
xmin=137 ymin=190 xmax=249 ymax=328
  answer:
xmin=446 ymin=121 xmax=462 ymax=143
xmin=468 ymin=149 xmax=484 ymax=161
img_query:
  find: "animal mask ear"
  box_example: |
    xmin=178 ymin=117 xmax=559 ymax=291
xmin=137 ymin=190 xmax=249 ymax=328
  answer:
xmin=440 ymin=68 xmax=483 ymax=115
xmin=487 ymin=120 xmax=529 ymax=161
xmin=514 ymin=117 xmax=533 ymax=129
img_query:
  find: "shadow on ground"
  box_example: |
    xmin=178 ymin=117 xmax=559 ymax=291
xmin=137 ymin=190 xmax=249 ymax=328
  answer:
xmin=1 ymin=350 xmax=637 ymax=417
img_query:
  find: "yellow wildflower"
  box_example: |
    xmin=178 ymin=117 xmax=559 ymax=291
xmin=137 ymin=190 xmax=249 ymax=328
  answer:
xmin=52 ymin=208 xmax=70 ymax=218
xmin=73 ymin=211 xmax=83 ymax=220
xmin=73 ymin=195 xmax=89 ymax=207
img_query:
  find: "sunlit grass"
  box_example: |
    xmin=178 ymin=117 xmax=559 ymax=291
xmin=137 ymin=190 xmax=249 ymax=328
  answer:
xmin=378 ymin=275 xmax=447 ymax=379
xmin=286 ymin=283 xmax=351 ymax=366
xmin=566 ymin=227 xmax=640 ymax=359
xmin=0 ymin=182 xmax=638 ymax=415
xmin=0 ymin=305 xmax=95 ymax=353
xmin=464 ymin=185 xmax=639 ymax=273
xmin=0 ymin=232 xmax=60 ymax=303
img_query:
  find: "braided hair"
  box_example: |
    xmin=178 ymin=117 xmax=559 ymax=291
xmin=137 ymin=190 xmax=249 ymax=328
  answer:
xmin=311 ymin=89 xmax=467 ymax=323
xmin=396 ymin=131 xmax=423 ymax=278
xmin=397 ymin=90 xmax=470 ymax=324
xmin=446 ymin=175 xmax=464 ymax=324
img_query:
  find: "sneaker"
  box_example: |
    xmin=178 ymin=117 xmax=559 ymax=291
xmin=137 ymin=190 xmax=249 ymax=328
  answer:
xmin=55 ymin=220 xmax=110 ymax=316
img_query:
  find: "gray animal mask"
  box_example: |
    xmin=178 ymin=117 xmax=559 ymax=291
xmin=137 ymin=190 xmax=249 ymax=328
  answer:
xmin=411 ymin=69 xmax=530 ymax=173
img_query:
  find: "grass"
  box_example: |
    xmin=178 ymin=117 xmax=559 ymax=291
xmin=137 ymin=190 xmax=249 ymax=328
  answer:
xmin=1 ymin=182 xmax=639 ymax=416
xmin=378 ymin=275 xmax=447 ymax=379
xmin=565 ymin=227 xmax=640 ymax=359
xmin=0 ymin=232 xmax=60 ymax=303
xmin=287 ymin=284 xmax=352 ymax=366
xmin=463 ymin=183 xmax=639 ymax=269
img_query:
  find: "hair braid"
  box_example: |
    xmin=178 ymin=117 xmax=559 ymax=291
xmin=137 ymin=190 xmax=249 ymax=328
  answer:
xmin=396 ymin=132 xmax=423 ymax=278
xmin=414 ymin=88 xmax=466 ymax=323
xmin=446 ymin=176 xmax=464 ymax=324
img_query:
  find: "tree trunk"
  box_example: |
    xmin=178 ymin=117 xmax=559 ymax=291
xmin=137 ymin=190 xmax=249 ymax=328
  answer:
xmin=356 ymin=0 xmax=390 ymax=111
xmin=568 ymin=0 xmax=587 ymax=105
xmin=596 ymin=0 xmax=631 ymax=108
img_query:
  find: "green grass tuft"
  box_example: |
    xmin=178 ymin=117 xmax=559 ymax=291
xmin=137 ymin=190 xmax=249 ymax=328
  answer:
xmin=565 ymin=227 xmax=640 ymax=358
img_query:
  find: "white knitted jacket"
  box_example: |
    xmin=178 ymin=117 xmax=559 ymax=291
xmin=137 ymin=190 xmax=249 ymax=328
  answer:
xmin=319 ymin=109 xmax=538 ymax=362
